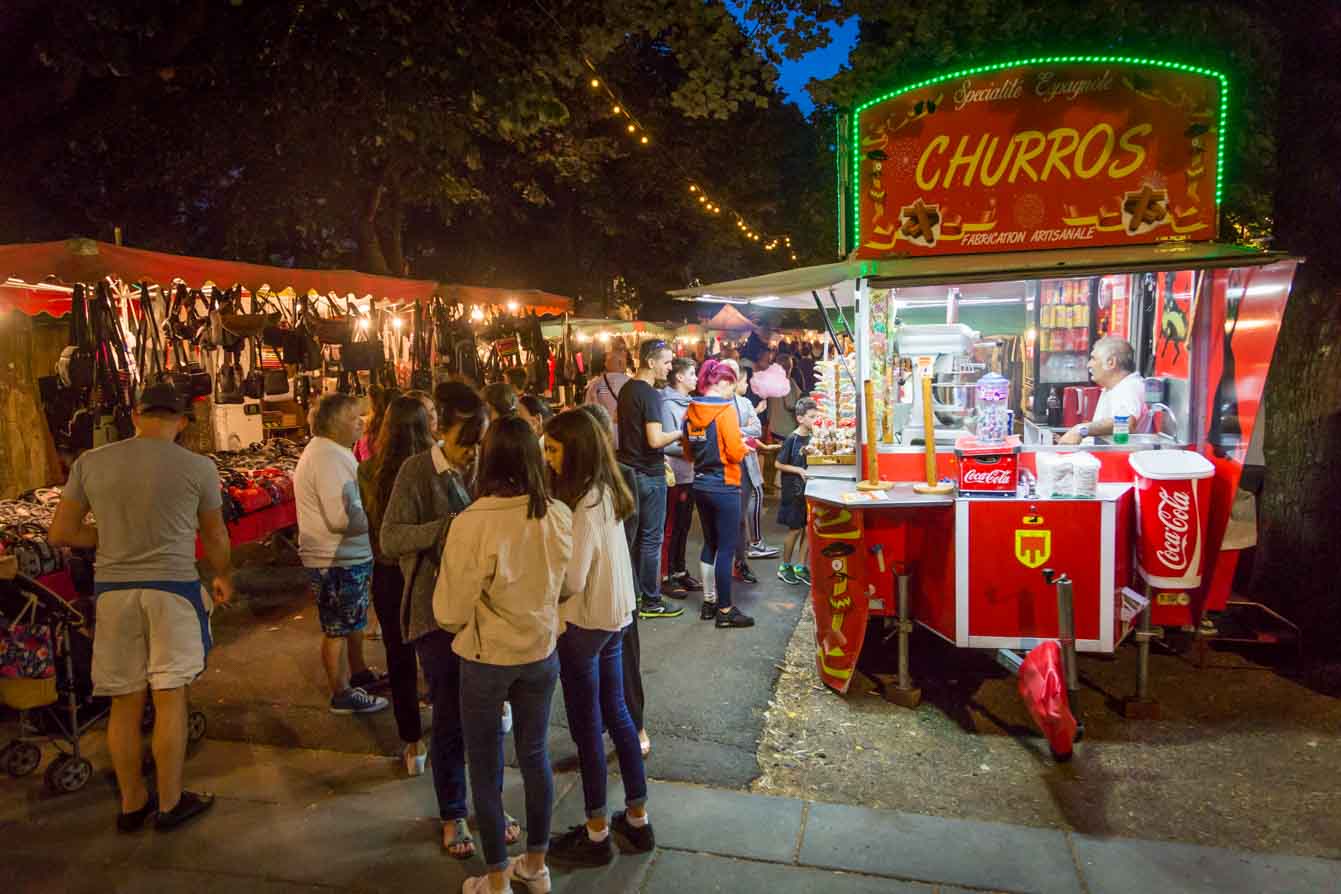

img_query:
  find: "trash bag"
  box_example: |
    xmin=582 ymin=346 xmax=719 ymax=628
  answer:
xmin=1017 ymin=640 xmax=1077 ymax=760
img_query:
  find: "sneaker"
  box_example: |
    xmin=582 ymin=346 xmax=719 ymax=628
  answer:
xmin=671 ymin=571 xmax=703 ymax=592
xmin=661 ymin=576 xmax=689 ymax=600
xmin=715 ymin=606 xmax=756 ymax=629
xmin=612 ymin=810 xmax=656 ymax=852
xmin=154 ymin=791 xmax=215 ymax=830
xmin=639 ymin=598 xmax=684 ymax=620
xmin=777 ymin=564 xmax=801 ymax=585
xmin=748 ymin=542 xmax=780 ymax=559
xmin=501 ymin=701 xmax=513 ymax=735
xmin=116 ymin=793 xmax=158 ymax=833
xmin=733 ymin=563 xmax=759 ymax=584
xmin=508 ymin=856 xmax=553 ymax=894
xmin=548 ymin=823 xmax=615 ymax=866
xmin=700 ymin=600 xmax=718 ymax=620
xmin=795 ymin=565 xmax=812 ymax=585
xmin=330 ymin=687 xmax=390 ymax=714
xmin=349 ymin=669 xmax=389 ymax=691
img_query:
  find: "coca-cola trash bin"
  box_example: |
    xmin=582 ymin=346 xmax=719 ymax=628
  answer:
xmin=1128 ymin=450 xmax=1216 ymax=589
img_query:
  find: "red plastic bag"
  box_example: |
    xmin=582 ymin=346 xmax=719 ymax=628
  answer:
xmin=1017 ymin=640 xmax=1077 ymax=759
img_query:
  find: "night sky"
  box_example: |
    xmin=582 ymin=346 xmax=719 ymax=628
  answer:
xmin=776 ymin=18 xmax=858 ymax=115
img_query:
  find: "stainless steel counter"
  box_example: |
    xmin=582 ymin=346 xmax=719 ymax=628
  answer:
xmin=805 ymin=478 xmax=1131 ymax=507
xmin=804 ymin=478 xmax=956 ymax=507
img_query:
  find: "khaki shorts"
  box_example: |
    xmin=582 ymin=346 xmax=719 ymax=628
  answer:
xmin=92 ymin=585 xmax=210 ymax=695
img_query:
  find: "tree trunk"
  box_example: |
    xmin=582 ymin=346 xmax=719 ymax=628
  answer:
xmin=357 ymin=176 xmax=391 ymax=276
xmin=1250 ymin=3 xmax=1341 ymax=659
xmin=378 ymin=171 xmax=407 ymax=277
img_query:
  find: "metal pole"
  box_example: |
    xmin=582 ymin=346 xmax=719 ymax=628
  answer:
xmin=1123 ymin=582 xmax=1161 ymax=719
xmin=882 ymin=565 xmax=921 ymax=708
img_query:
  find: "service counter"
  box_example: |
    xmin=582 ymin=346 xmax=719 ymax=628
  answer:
xmin=805 ymin=476 xmax=1138 ymax=693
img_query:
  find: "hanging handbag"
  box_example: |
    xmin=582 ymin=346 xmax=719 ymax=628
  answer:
xmin=242 ymin=338 xmax=266 ymax=400
xmin=0 ymin=594 xmax=56 ymax=681
xmin=262 ymin=345 xmax=291 ymax=397
xmin=313 ymin=294 xmax=354 ymax=345
xmin=171 ymin=336 xmax=212 ymax=399
xmin=58 ymin=284 xmax=96 ymax=390
xmin=215 ymin=348 xmax=244 ymax=404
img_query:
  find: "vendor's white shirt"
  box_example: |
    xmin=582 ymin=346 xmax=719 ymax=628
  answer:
xmin=1093 ymin=372 xmax=1146 ymax=424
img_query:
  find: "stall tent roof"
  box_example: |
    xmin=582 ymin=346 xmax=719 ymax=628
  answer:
xmin=669 ymin=242 xmax=1294 ymax=309
xmin=702 ymin=304 xmax=760 ymax=332
xmin=0 ymin=239 xmax=572 ymax=315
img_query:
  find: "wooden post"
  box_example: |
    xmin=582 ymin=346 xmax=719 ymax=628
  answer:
xmin=857 ymin=377 xmax=892 ymax=491
xmin=913 ymin=361 xmax=954 ymax=495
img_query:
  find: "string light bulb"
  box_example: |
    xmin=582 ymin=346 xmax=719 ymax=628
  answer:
xmin=590 ymin=78 xmax=600 ymax=88
xmin=689 ymin=185 xmax=698 ymax=193
xmin=640 ymin=135 xmax=649 ymax=144
xmin=612 ymin=105 xmax=621 ymax=114
xmin=627 ymin=123 xmax=636 ymax=133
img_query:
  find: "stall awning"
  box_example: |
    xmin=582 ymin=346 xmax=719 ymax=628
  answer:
xmin=701 ymin=305 xmax=761 ymax=333
xmin=539 ymin=318 xmax=673 ymax=340
xmin=670 ymin=243 xmax=1293 ymax=308
xmin=0 ymin=239 xmax=572 ymax=315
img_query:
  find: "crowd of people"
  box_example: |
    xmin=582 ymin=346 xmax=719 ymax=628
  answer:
xmin=50 ymin=332 xmax=821 ymax=893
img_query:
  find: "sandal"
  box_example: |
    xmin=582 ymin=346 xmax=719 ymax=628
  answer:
xmin=443 ymin=818 xmax=476 ymax=860
xmin=505 ymin=813 xmax=522 ymax=846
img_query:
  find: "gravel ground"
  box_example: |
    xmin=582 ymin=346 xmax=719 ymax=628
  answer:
xmin=754 ymin=601 xmax=1341 ymax=859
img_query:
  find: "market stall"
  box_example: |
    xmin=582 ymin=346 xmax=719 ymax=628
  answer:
xmin=673 ymin=55 xmax=1300 ymax=730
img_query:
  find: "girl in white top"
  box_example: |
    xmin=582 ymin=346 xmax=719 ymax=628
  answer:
xmin=541 ymin=410 xmax=656 ymax=866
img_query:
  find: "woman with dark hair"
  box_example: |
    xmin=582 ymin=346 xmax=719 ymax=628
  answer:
xmin=358 ymin=396 xmax=432 ymax=774
xmin=482 ymin=382 xmax=519 ymax=421
xmin=542 ymin=411 xmax=655 ymax=866
xmin=683 ymin=360 xmax=754 ymax=628
xmin=355 ymin=384 xmax=401 ymax=462
xmin=660 ymin=356 xmax=699 ymax=594
xmin=381 ymin=382 xmax=522 ymax=858
xmin=518 ymin=394 xmax=554 ymax=438
xmin=436 ymin=416 xmax=573 ymax=894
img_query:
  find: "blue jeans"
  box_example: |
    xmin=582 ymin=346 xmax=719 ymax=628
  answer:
xmin=460 ymin=652 xmax=560 ymax=872
xmin=633 ymin=472 xmax=668 ymax=602
xmin=557 ymin=625 xmax=648 ymax=819
xmin=414 ymin=630 xmax=467 ymax=821
xmin=694 ymin=486 xmax=741 ymax=609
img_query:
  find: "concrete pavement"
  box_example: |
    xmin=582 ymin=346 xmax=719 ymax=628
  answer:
xmin=4 ymin=738 xmax=1338 ymax=893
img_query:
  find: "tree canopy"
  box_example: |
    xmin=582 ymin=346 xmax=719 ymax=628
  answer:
xmin=3 ymin=0 xmax=847 ymax=315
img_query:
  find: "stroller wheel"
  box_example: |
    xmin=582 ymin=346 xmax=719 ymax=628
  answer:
xmin=187 ymin=711 xmax=207 ymax=743
xmin=3 ymin=741 xmax=42 ymax=777
xmin=45 ymin=754 xmax=93 ymax=794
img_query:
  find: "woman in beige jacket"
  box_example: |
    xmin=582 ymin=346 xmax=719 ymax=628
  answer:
xmin=434 ymin=416 xmax=572 ymax=894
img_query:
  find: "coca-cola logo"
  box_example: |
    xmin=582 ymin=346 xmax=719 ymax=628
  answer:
xmin=1155 ymin=487 xmax=1193 ymax=572
xmin=964 ymin=468 xmax=1013 ymax=485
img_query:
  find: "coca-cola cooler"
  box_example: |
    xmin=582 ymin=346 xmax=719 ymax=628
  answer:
xmin=955 ymin=435 xmax=1021 ymax=496
xmin=1128 ymin=450 xmax=1215 ymax=621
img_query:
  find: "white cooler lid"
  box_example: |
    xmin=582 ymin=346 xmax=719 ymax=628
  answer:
xmin=1128 ymin=449 xmax=1215 ymax=480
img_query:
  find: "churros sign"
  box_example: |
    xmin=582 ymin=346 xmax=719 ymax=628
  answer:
xmin=851 ymin=58 xmax=1224 ymax=258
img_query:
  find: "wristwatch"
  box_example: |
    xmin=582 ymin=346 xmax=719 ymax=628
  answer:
xmin=1077 ymin=425 xmax=1090 ymax=438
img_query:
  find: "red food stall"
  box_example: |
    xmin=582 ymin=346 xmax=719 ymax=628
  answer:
xmin=672 ymin=55 xmax=1300 ymax=718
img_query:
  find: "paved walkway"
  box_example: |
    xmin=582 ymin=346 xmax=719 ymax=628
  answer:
xmin=3 ymin=738 xmax=1337 ymax=893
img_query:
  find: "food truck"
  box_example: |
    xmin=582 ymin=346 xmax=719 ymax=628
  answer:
xmin=672 ymin=55 xmax=1300 ymax=720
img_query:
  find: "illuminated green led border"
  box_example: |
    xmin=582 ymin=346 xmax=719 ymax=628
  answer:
xmin=845 ymin=55 xmax=1229 ymax=254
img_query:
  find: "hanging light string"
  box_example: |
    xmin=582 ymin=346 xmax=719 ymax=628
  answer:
xmin=519 ymin=0 xmax=799 ymax=266
xmin=582 ymin=59 xmax=800 ymax=264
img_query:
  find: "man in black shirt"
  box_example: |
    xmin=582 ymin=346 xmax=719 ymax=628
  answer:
xmin=617 ymin=339 xmax=683 ymax=619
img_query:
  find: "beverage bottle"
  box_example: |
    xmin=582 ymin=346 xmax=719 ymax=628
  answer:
xmin=1046 ymin=387 xmax=1062 ymax=427
xmin=1113 ymin=414 xmax=1130 ymax=444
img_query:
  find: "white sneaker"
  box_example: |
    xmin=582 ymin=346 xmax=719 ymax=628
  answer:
xmin=501 ymin=701 xmax=514 ymax=735
xmin=461 ymin=874 xmax=510 ymax=894
xmin=404 ymin=743 xmax=427 ymax=777
xmin=748 ymin=542 xmax=780 ymax=559
xmin=509 ymin=857 xmax=552 ymax=894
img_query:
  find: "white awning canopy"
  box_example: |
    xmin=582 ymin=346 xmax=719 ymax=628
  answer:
xmin=669 ymin=243 xmax=1292 ymax=309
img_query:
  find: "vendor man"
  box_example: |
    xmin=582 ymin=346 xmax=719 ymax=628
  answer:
xmin=1059 ymin=336 xmax=1145 ymax=445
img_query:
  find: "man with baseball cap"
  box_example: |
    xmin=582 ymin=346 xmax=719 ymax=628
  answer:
xmin=49 ymin=382 xmax=234 ymax=831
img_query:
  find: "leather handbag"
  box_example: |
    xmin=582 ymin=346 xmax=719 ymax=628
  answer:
xmin=340 ymin=339 xmax=382 ymax=372
xmin=215 ymin=351 xmax=244 ymax=405
xmin=242 ymin=340 xmax=265 ymax=400
xmin=262 ymin=346 xmax=290 ymax=397
xmin=59 ymin=284 xmax=96 ymax=390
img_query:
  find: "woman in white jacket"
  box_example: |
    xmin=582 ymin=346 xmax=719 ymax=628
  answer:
xmin=541 ymin=410 xmax=655 ymax=868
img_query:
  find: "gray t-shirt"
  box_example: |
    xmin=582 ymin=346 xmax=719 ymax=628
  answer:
xmin=63 ymin=438 xmax=222 ymax=584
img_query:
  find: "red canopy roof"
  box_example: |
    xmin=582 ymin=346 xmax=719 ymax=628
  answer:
xmin=0 ymin=239 xmax=571 ymax=316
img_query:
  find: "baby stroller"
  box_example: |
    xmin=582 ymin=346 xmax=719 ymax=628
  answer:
xmin=0 ymin=570 xmax=206 ymax=794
